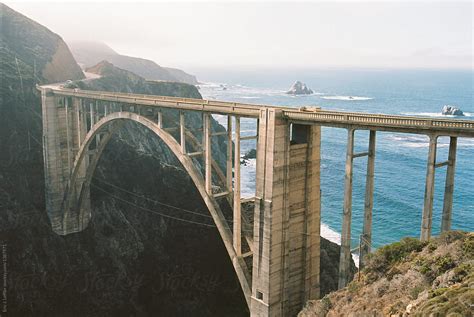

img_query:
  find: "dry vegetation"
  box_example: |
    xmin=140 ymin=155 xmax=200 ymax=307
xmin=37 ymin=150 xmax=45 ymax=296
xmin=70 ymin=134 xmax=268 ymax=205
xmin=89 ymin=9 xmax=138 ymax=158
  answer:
xmin=299 ymin=231 xmax=474 ymax=317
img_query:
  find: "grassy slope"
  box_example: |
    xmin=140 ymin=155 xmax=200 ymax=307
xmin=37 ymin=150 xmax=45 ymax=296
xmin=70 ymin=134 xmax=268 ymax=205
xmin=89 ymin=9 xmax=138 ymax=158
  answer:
xmin=299 ymin=232 xmax=474 ymax=317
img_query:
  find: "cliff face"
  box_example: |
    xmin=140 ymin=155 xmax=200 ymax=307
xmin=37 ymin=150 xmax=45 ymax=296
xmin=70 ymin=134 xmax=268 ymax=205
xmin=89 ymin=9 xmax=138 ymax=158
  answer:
xmin=0 ymin=3 xmax=84 ymax=84
xmin=69 ymin=41 xmax=198 ymax=84
xmin=0 ymin=3 xmax=83 ymax=213
xmin=299 ymin=232 xmax=474 ymax=317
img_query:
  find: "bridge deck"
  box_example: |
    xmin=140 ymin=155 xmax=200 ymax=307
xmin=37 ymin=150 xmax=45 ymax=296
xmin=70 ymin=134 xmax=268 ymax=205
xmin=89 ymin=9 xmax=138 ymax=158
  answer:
xmin=48 ymin=87 xmax=474 ymax=137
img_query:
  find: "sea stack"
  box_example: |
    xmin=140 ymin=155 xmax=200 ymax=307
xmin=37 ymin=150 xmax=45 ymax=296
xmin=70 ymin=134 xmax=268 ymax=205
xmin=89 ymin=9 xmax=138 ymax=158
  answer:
xmin=286 ymin=81 xmax=314 ymax=95
xmin=442 ymin=105 xmax=464 ymax=116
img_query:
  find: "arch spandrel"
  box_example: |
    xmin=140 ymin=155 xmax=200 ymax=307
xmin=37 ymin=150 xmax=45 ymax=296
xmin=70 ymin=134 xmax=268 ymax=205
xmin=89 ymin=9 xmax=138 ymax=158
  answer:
xmin=62 ymin=111 xmax=252 ymax=305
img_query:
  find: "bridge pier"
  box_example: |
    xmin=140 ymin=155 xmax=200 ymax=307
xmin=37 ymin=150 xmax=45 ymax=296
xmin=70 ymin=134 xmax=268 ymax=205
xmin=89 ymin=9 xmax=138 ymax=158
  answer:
xmin=421 ymin=135 xmax=438 ymax=241
xmin=338 ymin=128 xmax=355 ymax=289
xmin=42 ymin=90 xmax=66 ymax=234
xmin=251 ymin=109 xmax=321 ymax=316
xmin=234 ymin=116 xmax=242 ymax=256
xmin=441 ymin=137 xmax=457 ymax=232
xmin=360 ymin=130 xmax=376 ymax=268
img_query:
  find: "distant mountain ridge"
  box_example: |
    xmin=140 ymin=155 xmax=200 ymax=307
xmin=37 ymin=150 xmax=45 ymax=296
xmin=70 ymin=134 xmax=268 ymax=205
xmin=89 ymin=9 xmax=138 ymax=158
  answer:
xmin=69 ymin=41 xmax=198 ymax=84
xmin=80 ymin=60 xmax=201 ymax=98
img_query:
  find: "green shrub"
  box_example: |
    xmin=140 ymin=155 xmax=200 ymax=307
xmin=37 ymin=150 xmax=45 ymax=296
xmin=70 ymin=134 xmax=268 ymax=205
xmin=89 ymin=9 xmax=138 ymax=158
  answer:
xmin=435 ymin=255 xmax=456 ymax=274
xmin=409 ymin=285 xmax=425 ymax=299
xmin=365 ymin=238 xmax=427 ymax=274
xmin=461 ymin=234 xmax=474 ymax=257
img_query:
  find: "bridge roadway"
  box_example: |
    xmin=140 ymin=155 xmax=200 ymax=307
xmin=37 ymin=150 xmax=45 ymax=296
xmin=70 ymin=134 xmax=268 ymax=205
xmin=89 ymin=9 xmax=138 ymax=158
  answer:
xmin=41 ymin=87 xmax=473 ymax=317
xmin=51 ymin=88 xmax=474 ymax=137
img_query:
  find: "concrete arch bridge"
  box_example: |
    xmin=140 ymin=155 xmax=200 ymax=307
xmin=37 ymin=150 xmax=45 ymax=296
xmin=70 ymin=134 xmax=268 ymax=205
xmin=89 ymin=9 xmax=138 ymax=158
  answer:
xmin=40 ymin=87 xmax=474 ymax=316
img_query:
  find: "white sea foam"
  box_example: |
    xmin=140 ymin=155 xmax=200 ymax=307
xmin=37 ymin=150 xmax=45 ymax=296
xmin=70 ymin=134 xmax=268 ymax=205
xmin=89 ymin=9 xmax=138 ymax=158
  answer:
xmin=403 ymin=112 xmax=473 ymax=117
xmin=321 ymin=96 xmax=373 ymax=101
xmin=240 ymin=158 xmax=257 ymax=198
xmin=388 ymin=134 xmax=474 ymax=149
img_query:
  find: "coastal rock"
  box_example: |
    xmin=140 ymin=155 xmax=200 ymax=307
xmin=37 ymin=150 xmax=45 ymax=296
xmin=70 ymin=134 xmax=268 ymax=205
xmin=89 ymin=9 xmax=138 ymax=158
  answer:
xmin=442 ymin=105 xmax=464 ymax=116
xmin=287 ymin=81 xmax=314 ymax=95
xmin=241 ymin=149 xmax=257 ymax=166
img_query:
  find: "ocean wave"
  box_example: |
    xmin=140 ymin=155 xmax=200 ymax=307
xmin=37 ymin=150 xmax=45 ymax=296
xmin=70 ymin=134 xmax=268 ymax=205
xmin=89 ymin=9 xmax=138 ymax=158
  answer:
xmin=240 ymin=158 xmax=256 ymax=198
xmin=239 ymin=96 xmax=260 ymax=99
xmin=388 ymin=134 xmax=474 ymax=148
xmin=321 ymin=223 xmax=359 ymax=267
xmin=321 ymin=95 xmax=373 ymax=101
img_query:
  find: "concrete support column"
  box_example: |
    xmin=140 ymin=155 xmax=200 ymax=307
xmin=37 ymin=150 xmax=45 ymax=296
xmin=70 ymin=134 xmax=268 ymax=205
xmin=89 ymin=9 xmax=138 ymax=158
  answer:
xmin=441 ymin=136 xmax=457 ymax=232
xmin=227 ymin=116 xmax=233 ymax=196
xmin=89 ymin=102 xmax=95 ymax=130
xmin=360 ymin=130 xmax=376 ymax=268
xmin=234 ymin=116 xmax=242 ymax=256
xmin=421 ymin=135 xmax=438 ymax=241
xmin=180 ymin=111 xmax=186 ymax=153
xmin=41 ymin=89 xmax=70 ymax=234
xmin=251 ymin=110 xmax=321 ymax=317
xmin=204 ymin=113 xmax=212 ymax=194
xmin=338 ymin=128 xmax=355 ymax=289
xmin=64 ymin=97 xmax=72 ymax=173
xmin=157 ymin=109 xmax=163 ymax=128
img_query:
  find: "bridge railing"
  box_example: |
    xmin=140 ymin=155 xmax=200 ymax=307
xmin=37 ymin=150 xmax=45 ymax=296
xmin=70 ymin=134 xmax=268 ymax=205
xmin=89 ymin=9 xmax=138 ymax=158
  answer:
xmin=283 ymin=109 xmax=474 ymax=132
xmin=47 ymin=87 xmax=474 ymax=134
xmin=50 ymin=88 xmax=263 ymax=117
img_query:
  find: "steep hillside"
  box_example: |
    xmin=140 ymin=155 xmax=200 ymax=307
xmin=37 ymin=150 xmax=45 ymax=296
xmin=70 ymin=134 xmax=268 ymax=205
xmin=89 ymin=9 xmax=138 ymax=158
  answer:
xmin=164 ymin=67 xmax=199 ymax=85
xmin=81 ymin=60 xmax=201 ymax=98
xmin=66 ymin=40 xmax=118 ymax=67
xmin=0 ymin=3 xmax=83 ymax=211
xmin=0 ymin=3 xmax=84 ymax=84
xmin=69 ymin=41 xmax=198 ymax=84
xmin=299 ymin=232 xmax=474 ymax=317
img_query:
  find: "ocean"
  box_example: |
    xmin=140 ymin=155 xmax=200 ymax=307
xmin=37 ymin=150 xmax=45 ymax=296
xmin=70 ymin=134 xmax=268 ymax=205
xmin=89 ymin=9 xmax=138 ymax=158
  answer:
xmin=193 ymin=67 xmax=473 ymax=250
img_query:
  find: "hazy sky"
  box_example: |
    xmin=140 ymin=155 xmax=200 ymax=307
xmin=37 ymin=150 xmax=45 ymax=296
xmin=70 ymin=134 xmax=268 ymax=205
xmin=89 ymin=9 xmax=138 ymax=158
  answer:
xmin=5 ymin=0 xmax=473 ymax=70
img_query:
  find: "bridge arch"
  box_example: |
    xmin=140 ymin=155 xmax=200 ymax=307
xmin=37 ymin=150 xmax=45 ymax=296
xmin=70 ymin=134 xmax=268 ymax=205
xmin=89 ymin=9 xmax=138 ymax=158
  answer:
xmin=62 ymin=111 xmax=251 ymax=304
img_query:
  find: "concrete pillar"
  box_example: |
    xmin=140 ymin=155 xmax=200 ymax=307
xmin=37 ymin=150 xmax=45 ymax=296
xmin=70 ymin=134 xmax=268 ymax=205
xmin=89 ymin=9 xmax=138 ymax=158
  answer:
xmin=204 ymin=113 xmax=212 ymax=194
xmin=251 ymin=110 xmax=321 ymax=316
xmin=234 ymin=116 xmax=242 ymax=256
xmin=441 ymin=137 xmax=457 ymax=232
xmin=180 ymin=111 xmax=186 ymax=153
xmin=157 ymin=109 xmax=163 ymax=128
xmin=338 ymin=128 xmax=355 ymax=289
xmin=90 ymin=102 xmax=95 ymax=128
xmin=360 ymin=130 xmax=376 ymax=268
xmin=421 ymin=135 xmax=438 ymax=241
xmin=227 ymin=116 xmax=233 ymax=196
xmin=41 ymin=89 xmax=70 ymax=234
xmin=64 ymin=97 xmax=72 ymax=173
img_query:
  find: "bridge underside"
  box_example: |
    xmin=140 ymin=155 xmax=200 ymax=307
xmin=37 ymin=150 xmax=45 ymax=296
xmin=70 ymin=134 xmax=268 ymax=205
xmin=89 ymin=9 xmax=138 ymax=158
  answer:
xmin=41 ymin=87 xmax=470 ymax=316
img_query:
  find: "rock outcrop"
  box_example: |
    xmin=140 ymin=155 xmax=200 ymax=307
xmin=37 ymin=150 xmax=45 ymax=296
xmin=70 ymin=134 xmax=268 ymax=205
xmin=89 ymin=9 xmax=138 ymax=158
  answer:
xmin=442 ymin=105 xmax=464 ymax=116
xmin=299 ymin=232 xmax=474 ymax=317
xmin=287 ymin=81 xmax=314 ymax=95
